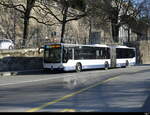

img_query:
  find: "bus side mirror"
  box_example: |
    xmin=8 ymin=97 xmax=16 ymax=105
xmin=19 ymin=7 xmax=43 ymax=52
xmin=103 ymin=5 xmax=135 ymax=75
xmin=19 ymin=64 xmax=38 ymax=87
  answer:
xmin=38 ymin=47 xmax=44 ymax=54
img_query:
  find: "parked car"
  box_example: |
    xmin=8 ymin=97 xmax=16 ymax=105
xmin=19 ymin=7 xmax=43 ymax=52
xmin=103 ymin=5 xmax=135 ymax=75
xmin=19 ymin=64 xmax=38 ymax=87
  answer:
xmin=0 ymin=39 xmax=14 ymax=50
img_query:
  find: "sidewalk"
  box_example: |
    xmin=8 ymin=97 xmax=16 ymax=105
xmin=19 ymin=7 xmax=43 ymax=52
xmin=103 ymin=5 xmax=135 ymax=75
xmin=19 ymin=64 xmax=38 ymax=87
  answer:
xmin=0 ymin=69 xmax=43 ymax=77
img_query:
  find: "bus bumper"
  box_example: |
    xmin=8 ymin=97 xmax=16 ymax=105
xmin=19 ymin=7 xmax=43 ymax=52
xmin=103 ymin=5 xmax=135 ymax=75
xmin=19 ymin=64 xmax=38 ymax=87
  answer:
xmin=43 ymin=63 xmax=64 ymax=71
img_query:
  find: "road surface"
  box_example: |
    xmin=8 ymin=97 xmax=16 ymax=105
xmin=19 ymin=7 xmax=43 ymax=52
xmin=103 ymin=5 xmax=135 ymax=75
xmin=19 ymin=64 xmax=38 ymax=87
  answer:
xmin=0 ymin=65 xmax=150 ymax=112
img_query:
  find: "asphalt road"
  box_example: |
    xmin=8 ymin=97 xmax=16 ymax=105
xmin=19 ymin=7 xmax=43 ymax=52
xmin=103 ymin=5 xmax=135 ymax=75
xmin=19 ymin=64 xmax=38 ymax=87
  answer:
xmin=0 ymin=65 xmax=150 ymax=112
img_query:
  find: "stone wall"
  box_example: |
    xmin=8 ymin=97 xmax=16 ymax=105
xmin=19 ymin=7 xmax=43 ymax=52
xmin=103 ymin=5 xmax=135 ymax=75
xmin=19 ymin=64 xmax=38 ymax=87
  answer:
xmin=135 ymin=40 xmax=150 ymax=64
xmin=0 ymin=49 xmax=44 ymax=72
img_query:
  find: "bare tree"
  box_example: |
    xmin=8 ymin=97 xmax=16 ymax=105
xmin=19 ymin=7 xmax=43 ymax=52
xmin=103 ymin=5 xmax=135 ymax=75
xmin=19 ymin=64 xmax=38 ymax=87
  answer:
xmin=88 ymin=0 xmax=140 ymax=43
xmin=0 ymin=0 xmax=37 ymax=47
xmin=0 ymin=5 xmax=19 ymax=42
xmin=129 ymin=0 xmax=150 ymax=40
xmin=0 ymin=0 xmax=56 ymax=47
xmin=37 ymin=0 xmax=88 ymax=43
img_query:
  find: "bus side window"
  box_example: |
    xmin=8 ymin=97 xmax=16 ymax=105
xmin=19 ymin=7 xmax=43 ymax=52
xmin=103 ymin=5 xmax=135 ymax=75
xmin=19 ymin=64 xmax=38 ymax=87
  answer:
xmin=74 ymin=47 xmax=79 ymax=60
xmin=116 ymin=48 xmax=122 ymax=59
xmin=63 ymin=48 xmax=68 ymax=63
xmin=96 ymin=50 xmax=100 ymax=59
xmin=128 ymin=49 xmax=135 ymax=58
xmin=63 ymin=47 xmax=73 ymax=63
xmin=100 ymin=48 xmax=105 ymax=59
xmin=68 ymin=48 xmax=73 ymax=59
xmin=104 ymin=48 xmax=107 ymax=59
xmin=107 ymin=48 xmax=110 ymax=59
xmin=99 ymin=49 xmax=103 ymax=59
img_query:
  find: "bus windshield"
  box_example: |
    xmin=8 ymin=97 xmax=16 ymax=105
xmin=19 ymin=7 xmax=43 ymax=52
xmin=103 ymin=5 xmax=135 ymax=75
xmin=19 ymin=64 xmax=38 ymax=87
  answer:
xmin=44 ymin=47 xmax=61 ymax=63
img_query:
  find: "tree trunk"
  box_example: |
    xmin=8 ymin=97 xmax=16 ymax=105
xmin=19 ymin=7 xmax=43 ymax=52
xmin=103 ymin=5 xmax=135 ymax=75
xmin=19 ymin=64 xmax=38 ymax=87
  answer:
xmin=22 ymin=0 xmax=36 ymax=47
xmin=13 ymin=9 xmax=17 ymax=45
xmin=60 ymin=22 xmax=66 ymax=43
xmin=22 ymin=16 xmax=30 ymax=47
xmin=111 ymin=9 xmax=120 ymax=43
xmin=60 ymin=4 xmax=68 ymax=43
xmin=127 ymin=28 xmax=130 ymax=42
xmin=89 ymin=19 xmax=92 ymax=44
xmin=111 ymin=23 xmax=119 ymax=43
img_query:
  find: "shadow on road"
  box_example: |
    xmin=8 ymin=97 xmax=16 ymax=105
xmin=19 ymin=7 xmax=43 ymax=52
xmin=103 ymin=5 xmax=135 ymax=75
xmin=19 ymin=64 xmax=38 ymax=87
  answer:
xmin=141 ymin=89 xmax=150 ymax=112
xmin=15 ymin=68 xmax=108 ymax=76
xmin=14 ymin=64 xmax=150 ymax=76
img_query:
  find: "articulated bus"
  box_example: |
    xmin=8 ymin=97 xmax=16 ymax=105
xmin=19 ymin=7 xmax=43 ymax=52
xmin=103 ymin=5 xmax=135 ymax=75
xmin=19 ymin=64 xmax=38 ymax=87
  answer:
xmin=42 ymin=43 xmax=136 ymax=72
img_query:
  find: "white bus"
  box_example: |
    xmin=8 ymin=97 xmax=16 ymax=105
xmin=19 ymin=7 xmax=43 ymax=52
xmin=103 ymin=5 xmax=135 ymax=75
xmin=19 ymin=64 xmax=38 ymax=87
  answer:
xmin=42 ymin=43 xmax=136 ymax=72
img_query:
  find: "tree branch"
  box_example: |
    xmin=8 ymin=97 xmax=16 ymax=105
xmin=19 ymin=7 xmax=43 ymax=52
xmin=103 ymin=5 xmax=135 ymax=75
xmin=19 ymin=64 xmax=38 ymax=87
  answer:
xmin=29 ymin=15 xmax=57 ymax=26
xmin=0 ymin=2 xmax=25 ymax=14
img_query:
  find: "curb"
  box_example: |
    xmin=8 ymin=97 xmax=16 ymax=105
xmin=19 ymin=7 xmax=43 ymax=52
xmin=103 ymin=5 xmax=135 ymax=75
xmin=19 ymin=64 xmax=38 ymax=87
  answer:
xmin=0 ymin=72 xmax=17 ymax=77
xmin=0 ymin=69 xmax=43 ymax=77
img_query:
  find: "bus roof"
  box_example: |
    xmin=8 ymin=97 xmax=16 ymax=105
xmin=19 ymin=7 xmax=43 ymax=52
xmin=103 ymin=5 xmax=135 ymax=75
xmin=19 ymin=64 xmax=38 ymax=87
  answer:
xmin=45 ymin=43 xmax=135 ymax=49
xmin=63 ymin=43 xmax=109 ymax=48
xmin=115 ymin=45 xmax=135 ymax=49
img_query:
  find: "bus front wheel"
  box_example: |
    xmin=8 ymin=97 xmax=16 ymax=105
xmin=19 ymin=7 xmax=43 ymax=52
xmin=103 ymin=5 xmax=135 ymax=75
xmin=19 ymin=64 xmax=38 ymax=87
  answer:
xmin=125 ymin=60 xmax=129 ymax=68
xmin=76 ymin=63 xmax=82 ymax=72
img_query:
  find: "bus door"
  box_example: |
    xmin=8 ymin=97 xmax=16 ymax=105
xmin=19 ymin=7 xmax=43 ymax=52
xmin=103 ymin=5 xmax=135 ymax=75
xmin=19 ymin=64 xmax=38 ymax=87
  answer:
xmin=110 ymin=47 xmax=116 ymax=68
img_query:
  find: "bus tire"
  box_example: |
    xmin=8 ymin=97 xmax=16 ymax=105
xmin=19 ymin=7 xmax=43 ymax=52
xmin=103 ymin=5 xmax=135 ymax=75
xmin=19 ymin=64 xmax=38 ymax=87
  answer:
xmin=76 ymin=63 xmax=82 ymax=72
xmin=125 ymin=60 xmax=129 ymax=68
xmin=9 ymin=45 xmax=13 ymax=50
xmin=43 ymin=68 xmax=50 ymax=73
xmin=104 ymin=61 xmax=109 ymax=70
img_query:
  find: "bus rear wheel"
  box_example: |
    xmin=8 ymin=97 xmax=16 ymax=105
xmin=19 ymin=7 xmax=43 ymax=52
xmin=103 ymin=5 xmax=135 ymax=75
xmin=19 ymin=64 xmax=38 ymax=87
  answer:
xmin=76 ymin=63 xmax=82 ymax=72
xmin=104 ymin=61 xmax=109 ymax=70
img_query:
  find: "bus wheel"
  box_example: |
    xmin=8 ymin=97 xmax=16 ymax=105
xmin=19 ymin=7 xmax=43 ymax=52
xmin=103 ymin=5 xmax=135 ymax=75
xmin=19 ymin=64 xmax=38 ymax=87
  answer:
xmin=76 ymin=63 xmax=82 ymax=72
xmin=125 ymin=60 xmax=129 ymax=68
xmin=104 ymin=61 xmax=109 ymax=70
xmin=43 ymin=68 xmax=50 ymax=73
